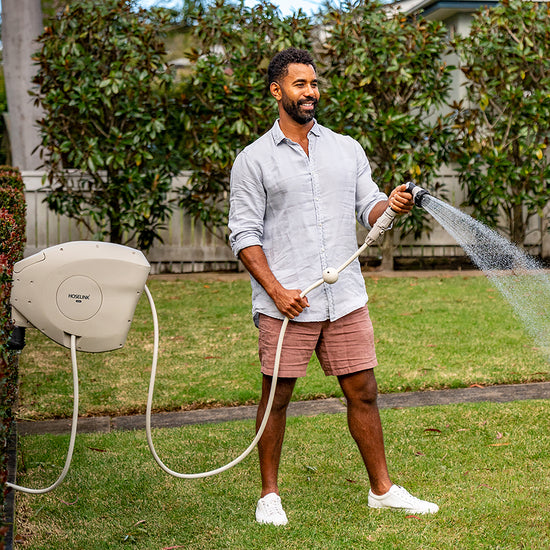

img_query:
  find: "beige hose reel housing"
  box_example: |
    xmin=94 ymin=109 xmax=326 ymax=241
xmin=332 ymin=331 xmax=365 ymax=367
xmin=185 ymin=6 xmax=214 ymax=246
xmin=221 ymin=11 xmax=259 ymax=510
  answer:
xmin=10 ymin=241 xmax=150 ymax=352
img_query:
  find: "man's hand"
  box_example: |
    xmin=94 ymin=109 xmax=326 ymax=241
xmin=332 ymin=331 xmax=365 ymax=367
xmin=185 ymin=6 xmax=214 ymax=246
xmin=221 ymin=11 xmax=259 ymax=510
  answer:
xmin=388 ymin=184 xmax=414 ymax=214
xmin=271 ymin=287 xmax=309 ymax=320
xmin=238 ymin=245 xmax=309 ymax=320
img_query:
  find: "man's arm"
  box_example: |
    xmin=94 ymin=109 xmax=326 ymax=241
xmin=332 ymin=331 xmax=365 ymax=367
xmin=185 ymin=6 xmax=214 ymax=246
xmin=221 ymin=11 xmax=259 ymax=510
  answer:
xmin=367 ymin=184 xmax=414 ymax=227
xmin=238 ymin=245 xmax=309 ymax=320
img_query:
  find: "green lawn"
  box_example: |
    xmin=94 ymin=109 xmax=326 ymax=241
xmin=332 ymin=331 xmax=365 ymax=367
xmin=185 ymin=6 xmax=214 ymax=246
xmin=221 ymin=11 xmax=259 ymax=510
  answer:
xmin=13 ymin=274 xmax=550 ymax=548
xmin=14 ymin=400 xmax=550 ymax=549
xmin=16 ymin=275 xmax=550 ymax=421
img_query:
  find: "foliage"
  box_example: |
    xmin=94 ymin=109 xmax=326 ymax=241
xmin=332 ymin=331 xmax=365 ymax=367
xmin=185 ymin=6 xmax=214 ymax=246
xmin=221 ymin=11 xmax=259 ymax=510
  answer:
xmin=32 ymin=0 xmax=184 ymax=250
xmin=320 ymin=0 xmax=454 ymax=267
xmin=452 ymin=0 xmax=550 ymax=246
xmin=174 ymin=0 xmax=454 ymax=250
xmin=28 ymin=0 xmax=550 ymax=260
xmin=0 ymin=166 xmax=26 ymax=549
xmin=175 ymin=0 xmax=314 ymax=236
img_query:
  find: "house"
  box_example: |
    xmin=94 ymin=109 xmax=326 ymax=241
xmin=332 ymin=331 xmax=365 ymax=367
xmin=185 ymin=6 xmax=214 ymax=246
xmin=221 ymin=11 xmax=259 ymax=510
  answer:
xmin=390 ymin=0 xmax=499 ymax=20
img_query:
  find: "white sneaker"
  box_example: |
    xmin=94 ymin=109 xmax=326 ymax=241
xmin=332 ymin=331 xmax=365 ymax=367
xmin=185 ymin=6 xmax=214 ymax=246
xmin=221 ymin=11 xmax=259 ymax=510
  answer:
xmin=255 ymin=493 xmax=288 ymax=526
xmin=368 ymin=485 xmax=439 ymax=514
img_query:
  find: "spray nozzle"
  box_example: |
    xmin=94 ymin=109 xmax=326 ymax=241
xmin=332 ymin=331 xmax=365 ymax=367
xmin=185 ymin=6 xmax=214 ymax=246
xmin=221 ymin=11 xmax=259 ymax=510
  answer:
xmin=404 ymin=181 xmax=430 ymax=208
xmin=364 ymin=206 xmax=396 ymax=247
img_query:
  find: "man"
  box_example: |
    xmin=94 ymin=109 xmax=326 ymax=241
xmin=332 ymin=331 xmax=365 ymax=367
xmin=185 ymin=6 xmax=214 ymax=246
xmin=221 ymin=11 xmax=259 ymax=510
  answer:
xmin=228 ymin=47 xmax=438 ymax=526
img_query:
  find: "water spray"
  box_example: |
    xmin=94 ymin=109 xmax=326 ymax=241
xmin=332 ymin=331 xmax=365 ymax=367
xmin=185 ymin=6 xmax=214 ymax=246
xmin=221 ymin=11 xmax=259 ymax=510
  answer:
xmin=417 ymin=190 xmax=550 ymax=362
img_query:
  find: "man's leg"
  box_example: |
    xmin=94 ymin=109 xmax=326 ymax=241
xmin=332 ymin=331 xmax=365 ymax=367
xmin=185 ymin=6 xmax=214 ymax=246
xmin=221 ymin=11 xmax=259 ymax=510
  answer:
xmin=254 ymin=374 xmax=297 ymax=525
xmin=338 ymin=368 xmax=439 ymax=514
xmin=256 ymin=374 xmax=297 ymax=497
xmin=337 ymin=369 xmax=392 ymax=496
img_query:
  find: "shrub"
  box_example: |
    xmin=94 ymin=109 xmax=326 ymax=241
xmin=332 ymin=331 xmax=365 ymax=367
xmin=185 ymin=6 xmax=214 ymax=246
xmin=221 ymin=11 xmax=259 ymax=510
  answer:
xmin=0 ymin=167 xmax=26 ymax=548
xmin=32 ymin=0 xmax=183 ymax=251
xmin=452 ymin=0 xmax=550 ymax=246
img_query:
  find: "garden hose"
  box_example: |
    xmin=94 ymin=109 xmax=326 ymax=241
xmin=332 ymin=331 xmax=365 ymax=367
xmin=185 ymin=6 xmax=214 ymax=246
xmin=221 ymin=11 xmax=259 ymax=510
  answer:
xmin=7 ymin=191 xmax=411 ymax=492
xmin=145 ymin=201 xmax=402 ymax=479
xmin=7 ymin=335 xmax=79 ymax=494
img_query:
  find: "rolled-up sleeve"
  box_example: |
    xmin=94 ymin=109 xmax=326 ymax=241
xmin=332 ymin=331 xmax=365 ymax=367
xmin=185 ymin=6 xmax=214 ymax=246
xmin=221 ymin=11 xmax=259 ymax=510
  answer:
xmin=228 ymin=150 xmax=267 ymax=257
xmin=353 ymin=140 xmax=388 ymax=229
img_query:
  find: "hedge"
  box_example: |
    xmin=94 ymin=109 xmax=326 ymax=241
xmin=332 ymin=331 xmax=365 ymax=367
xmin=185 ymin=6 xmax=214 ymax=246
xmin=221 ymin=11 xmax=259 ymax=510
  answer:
xmin=0 ymin=166 xmax=26 ymax=549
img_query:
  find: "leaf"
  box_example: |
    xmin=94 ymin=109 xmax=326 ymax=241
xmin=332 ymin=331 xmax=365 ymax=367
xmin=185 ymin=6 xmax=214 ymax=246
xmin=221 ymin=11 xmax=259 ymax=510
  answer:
xmin=55 ymin=496 xmax=79 ymax=506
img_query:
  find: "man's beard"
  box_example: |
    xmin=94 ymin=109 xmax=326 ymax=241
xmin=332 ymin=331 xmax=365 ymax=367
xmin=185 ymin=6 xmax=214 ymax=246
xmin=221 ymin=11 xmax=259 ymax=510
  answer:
xmin=281 ymin=94 xmax=318 ymax=125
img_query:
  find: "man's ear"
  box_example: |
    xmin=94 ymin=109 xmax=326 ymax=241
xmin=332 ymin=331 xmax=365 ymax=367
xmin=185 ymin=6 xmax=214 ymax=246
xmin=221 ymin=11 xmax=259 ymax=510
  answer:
xmin=270 ymin=81 xmax=281 ymax=101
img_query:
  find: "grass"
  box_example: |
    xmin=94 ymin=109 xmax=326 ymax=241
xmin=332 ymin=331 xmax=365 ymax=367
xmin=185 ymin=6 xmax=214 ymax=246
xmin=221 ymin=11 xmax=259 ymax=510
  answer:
xmin=16 ymin=275 xmax=550 ymax=421
xmin=13 ymin=274 xmax=550 ymax=547
xmin=14 ymin=400 xmax=550 ymax=549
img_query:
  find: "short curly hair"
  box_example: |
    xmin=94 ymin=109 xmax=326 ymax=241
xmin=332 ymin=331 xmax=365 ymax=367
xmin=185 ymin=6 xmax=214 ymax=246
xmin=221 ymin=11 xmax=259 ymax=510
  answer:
xmin=267 ymin=48 xmax=317 ymax=85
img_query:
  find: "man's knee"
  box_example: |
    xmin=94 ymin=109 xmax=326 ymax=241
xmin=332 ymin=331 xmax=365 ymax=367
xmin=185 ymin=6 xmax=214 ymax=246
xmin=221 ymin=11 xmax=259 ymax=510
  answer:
xmin=339 ymin=369 xmax=379 ymax=405
xmin=261 ymin=375 xmax=296 ymax=412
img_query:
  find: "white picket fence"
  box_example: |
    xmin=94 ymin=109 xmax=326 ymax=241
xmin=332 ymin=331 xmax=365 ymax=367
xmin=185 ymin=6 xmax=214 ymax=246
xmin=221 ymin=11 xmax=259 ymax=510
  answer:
xmin=21 ymin=169 xmax=549 ymax=273
xmin=22 ymin=172 xmax=237 ymax=274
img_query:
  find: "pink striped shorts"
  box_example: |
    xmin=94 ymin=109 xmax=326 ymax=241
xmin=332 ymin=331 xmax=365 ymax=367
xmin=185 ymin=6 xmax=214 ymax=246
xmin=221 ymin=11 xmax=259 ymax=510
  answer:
xmin=258 ymin=305 xmax=378 ymax=378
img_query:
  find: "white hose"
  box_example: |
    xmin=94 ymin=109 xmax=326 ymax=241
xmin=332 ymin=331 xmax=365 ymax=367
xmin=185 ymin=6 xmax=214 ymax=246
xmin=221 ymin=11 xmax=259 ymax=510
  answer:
xmin=145 ymin=284 xmax=293 ymax=478
xmin=144 ymin=207 xmax=393 ymax=478
xmin=7 ymin=205 xmax=397 ymax=490
xmin=7 ymin=334 xmax=79 ymax=494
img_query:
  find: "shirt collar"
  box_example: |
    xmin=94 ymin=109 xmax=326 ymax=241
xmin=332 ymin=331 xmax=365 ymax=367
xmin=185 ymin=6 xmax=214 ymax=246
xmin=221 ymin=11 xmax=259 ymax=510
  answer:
xmin=271 ymin=119 xmax=320 ymax=145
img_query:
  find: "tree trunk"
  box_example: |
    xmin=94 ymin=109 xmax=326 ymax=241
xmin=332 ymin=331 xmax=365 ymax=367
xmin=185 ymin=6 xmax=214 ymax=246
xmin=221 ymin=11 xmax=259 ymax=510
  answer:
xmin=379 ymin=233 xmax=394 ymax=271
xmin=2 ymin=0 xmax=44 ymax=171
xmin=109 ymin=210 xmax=123 ymax=245
xmin=510 ymin=202 xmax=525 ymax=247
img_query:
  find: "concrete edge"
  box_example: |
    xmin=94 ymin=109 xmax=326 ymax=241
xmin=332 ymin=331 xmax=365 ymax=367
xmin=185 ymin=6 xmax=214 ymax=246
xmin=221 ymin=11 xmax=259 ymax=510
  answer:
xmin=17 ymin=381 xmax=550 ymax=437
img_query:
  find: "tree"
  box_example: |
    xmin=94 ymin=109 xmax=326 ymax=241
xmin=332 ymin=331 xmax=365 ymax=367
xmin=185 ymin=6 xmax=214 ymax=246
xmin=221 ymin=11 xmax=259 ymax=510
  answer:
xmin=452 ymin=0 xmax=550 ymax=247
xmin=2 ymin=0 xmax=44 ymax=170
xmin=33 ymin=0 xmax=183 ymax=250
xmin=320 ymin=0 xmax=454 ymax=269
xmin=176 ymin=0 xmax=314 ymax=237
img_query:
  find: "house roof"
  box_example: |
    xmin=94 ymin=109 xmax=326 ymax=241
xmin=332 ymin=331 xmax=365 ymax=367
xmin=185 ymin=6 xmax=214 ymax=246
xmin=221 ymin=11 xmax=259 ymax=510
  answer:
xmin=388 ymin=0 xmax=500 ymax=20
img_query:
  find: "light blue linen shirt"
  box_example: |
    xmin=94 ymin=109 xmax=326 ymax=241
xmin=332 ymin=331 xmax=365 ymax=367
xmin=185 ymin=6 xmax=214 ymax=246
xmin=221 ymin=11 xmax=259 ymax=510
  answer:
xmin=228 ymin=119 xmax=388 ymax=325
